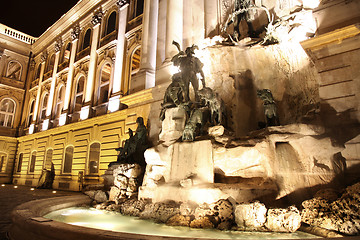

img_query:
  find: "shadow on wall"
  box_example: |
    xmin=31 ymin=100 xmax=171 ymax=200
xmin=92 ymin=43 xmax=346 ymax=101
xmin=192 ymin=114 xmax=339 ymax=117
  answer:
xmin=274 ymin=162 xmax=360 ymax=208
xmin=319 ymin=102 xmax=360 ymax=145
xmin=231 ymin=69 xmax=259 ymax=136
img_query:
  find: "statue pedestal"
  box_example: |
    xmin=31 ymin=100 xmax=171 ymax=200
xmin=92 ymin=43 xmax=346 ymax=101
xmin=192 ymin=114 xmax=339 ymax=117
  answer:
xmin=159 ymin=107 xmax=187 ymax=146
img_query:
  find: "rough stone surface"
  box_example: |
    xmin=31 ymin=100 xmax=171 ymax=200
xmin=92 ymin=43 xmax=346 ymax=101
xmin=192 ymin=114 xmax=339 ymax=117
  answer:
xmin=119 ymin=199 xmax=147 ymax=217
xmin=166 ymin=214 xmax=192 ymax=227
xmin=208 ymin=125 xmax=225 ymax=137
xmin=301 ymin=182 xmax=360 ymax=235
xmin=114 ymin=175 xmax=128 ymax=189
xmin=234 ymin=201 xmax=267 ymax=230
xmin=159 ymin=107 xmax=187 ymax=146
xmin=94 ymin=190 xmax=108 ymax=203
xmin=189 ymin=217 xmax=214 ymax=229
xmin=265 ymin=206 xmax=301 ymax=232
xmin=180 ymin=201 xmax=198 ymax=215
xmin=109 ymin=186 xmax=121 ymax=202
xmin=140 ymin=202 xmax=181 ymax=223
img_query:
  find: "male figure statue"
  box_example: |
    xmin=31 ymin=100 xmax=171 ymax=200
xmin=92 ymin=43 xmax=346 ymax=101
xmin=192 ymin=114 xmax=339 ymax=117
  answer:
xmin=171 ymin=42 xmax=206 ymax=102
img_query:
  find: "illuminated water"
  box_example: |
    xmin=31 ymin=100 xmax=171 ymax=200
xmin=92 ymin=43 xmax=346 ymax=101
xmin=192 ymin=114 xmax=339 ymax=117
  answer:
xmin=44 ymin=207 xmax=319 ymax=239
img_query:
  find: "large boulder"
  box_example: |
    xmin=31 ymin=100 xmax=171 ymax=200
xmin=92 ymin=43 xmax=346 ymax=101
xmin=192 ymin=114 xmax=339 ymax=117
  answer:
xmin=234 ymin=201 xmax=267 ymax=230
xmin=265 ymin=206 xmax=301 ymax=232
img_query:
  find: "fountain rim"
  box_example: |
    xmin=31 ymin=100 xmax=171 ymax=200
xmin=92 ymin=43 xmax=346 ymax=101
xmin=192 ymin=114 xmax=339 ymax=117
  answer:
xmin=8 ymin=194 xmax=356 ymax=240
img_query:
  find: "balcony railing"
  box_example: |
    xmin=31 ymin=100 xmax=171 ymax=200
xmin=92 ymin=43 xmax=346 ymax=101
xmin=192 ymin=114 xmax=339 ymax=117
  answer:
xmin=58 ymin=61 xmax=69 ymax=72
xmin=43 ymin=70 xmax=53 ymax=80
xmin=100 ymin=31 xmax=117 ymax=48
xmin=75 ymin=47 xmax=91 ymax=62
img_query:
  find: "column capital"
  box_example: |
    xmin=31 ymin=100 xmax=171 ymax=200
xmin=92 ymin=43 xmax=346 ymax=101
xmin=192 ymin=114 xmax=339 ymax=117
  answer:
xmin=71 ymin=24 xmax=81 ymax=41
xmin=116 ymin=0 xmax=129 ymax=9
xmin=54 ymin=37 xmax=63 ymax=52
xmin=40 ymin=51 xmax=48 ymax=62
xmin=91 ymin=9 xmax=104 ymax=26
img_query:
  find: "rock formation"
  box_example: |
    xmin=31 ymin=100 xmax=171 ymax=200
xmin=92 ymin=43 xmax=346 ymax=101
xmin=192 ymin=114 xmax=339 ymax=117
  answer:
xmin=301 ymin=182 xmax=360 ymax=236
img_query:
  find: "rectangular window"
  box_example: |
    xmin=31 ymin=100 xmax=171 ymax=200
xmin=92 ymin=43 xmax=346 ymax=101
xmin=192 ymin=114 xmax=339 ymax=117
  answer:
xmin=29 ymin=152 xmax=36 ymax=173
xmin=0 ymin=156 xmax=4 ymax=172
xmin=89 ymin=143 xmax=100 ymax=174
xmin=63 ymin=146 xmax=74 ymax=174
xmin=17 ymin=153 xmax=23 ymax=172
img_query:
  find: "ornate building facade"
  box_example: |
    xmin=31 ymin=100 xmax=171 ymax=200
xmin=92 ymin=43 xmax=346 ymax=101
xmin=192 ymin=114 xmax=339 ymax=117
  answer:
xmin=0 ymin=0 xmax=359 ymax=191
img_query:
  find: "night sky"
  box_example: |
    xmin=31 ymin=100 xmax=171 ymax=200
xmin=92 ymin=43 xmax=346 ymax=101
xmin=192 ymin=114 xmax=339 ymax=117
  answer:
xmin=0 ymin=0 xmax=80 ymax=37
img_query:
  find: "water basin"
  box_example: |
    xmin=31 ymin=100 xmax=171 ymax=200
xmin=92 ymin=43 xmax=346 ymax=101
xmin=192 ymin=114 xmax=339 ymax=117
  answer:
xmin=44 ymin=206 xmax=319 ymax=239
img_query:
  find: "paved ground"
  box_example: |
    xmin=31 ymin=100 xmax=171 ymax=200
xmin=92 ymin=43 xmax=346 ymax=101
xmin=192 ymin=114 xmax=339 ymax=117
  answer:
xmin=0 ymin=184 xmax=82 ymax=240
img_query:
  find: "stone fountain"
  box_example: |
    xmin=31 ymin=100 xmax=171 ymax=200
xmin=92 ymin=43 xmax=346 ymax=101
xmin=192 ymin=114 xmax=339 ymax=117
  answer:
xmin=95 ymin=3 xmax=359 ymax=237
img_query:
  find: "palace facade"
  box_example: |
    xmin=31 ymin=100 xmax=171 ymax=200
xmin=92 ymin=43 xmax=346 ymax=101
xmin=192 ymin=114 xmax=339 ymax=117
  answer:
xmin=0 ymin=0 xmax=359 ymax=191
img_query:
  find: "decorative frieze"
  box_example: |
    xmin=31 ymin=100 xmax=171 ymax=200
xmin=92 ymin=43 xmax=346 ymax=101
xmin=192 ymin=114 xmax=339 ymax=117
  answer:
xmin=55 ymin=37 xmax=63 ymax=52
xmin=40 ymin=51 xmax=48 ymax=62
xmin=116 ymin=0 xmax=129 ymax=9
xmin=71 ymin=24 xmax=81 ymax=40
xmin=91 ymin=9 xmax=104 ymax=26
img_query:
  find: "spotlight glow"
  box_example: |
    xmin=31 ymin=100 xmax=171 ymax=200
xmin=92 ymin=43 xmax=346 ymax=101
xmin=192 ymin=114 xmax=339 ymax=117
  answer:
xmin=30 ymin=188 xmax=35 ymax=191
xmin=52 ymin=191 xmax=57 ymax=194
xmin=1 ymin=184 xmax=5 ymax=187
xmin=14 ymin=186 xmax=18 ymax=188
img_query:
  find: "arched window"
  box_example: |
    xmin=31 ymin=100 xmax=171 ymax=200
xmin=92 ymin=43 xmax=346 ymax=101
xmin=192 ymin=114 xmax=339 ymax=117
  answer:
xmin=98 ymin=63 xmax=111 ymax=104
xmin=44 ymin=149 xmax=53 ymax=170
xmin=105 ymin=11 xmax=117 ymax=36
xmin=63 ymin=146 xmax=74 ymax=174
xmin=88 ymin=143 xmax=100 ymax=174
xmin=0 ymin=154 xmax=6 ymax=172
xmin=82 ymin=29 xmax=92 ymax=51
xmin=40 ymin=93 xmax=48 ymax=120
xmin=55 ymin=86 xmax=65 ymax=118
xmin=27 ymin=100 xmax=35 ymax=127
xmin=46 ymin=54 xmax=55 ymax=73
xmin=130 ymin=0 xmax=144 ymax=19
xmin=6 ymin=60 xmax=22 ymax=80
xmin=0 ymin=98 xmax=16 ymax=127
xmin=131 ymin=48 xmax=141 ymax=74
xmin=74 ymin=76 xmax=85 ymax=112
xmin=17 ymin=153 xmax=23 ymax=173
xmin=135 ymin=0 xmax=144 ymax=17
xmin=29 ymin=151 xmax=36 ymax=173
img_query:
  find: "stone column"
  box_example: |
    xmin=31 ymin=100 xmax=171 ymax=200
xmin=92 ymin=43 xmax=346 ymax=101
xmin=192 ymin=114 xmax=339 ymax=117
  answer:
xmin=45 ymin=39 xmax=62 ymax=118
xmin=138 ymin=0 xmax=158 ymax=89
xmin=63 ymin=25 xmax=80 ymax=113
xmin=165 ymin=0 xmax=183 ymax=60
xmin=29 ymin=53 xmax=46 ymax=134
xmin=108 ymin=0 xmax=129 ymax=113
xmin=82 ymin=10 xmax=103 ymax=120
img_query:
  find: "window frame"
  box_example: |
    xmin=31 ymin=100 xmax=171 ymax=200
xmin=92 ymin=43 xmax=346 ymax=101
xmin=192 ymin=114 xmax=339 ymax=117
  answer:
xmin=63 ymin=145 xmax=74 ymax=174
xmin=5 ymin=60 xmax=22 ymax=80
xmin=28 ymin=151 xmax=36 ymax=174
xmin=88 ymin=142 xmax=101 ymax=175
xmin=0 ymin=98 xmax=16 ymax=128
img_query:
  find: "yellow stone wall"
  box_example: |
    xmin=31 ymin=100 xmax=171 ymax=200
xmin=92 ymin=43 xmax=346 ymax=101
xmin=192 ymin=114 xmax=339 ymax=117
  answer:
xmin=12 ymin=89 xmax=155 ymax=191
xmin=0 ymin=136 xmax=17 ymax=183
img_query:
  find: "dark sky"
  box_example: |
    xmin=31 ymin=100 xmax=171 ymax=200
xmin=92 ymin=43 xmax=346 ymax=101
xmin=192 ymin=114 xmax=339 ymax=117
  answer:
xmin=0 ymin=0 xmax=80 ymax=37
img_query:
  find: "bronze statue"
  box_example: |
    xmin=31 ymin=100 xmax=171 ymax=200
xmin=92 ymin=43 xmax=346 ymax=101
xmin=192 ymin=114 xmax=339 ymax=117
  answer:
xmin=116 ymin=117 xmax=148 ymax=167
xmin=159 ymin=73 xmax=189 ymax=121
xmin=198 ymin=87 xmax=226 ymax=126
xmin=223 ymin=0 xmax=256 ymax=41
xmin=257 ymin=89 xmax=280 ymax=127
xmin=171 ymin=41 xmax=206 ymax=101
xmin=182 ymin=107 xmax=211 ymax=142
